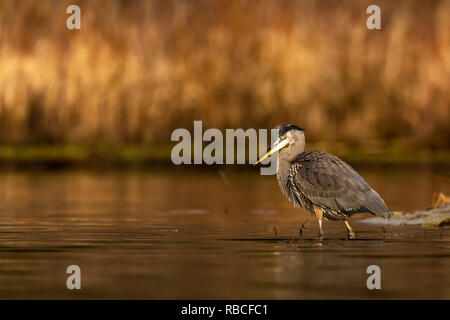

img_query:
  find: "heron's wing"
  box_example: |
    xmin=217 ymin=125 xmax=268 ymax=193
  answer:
xmin=291 ymin=151 xmax=390 ymax=217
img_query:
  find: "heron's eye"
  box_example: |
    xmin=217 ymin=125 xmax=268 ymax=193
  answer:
xmin=280 ymin=135 xmax=286 ymax=140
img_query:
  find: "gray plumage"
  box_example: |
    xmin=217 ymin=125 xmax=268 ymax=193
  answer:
xmin=278 ymin=150 xmax=392 ymax=221
xmin=274 ymin=124 xmax=392 ymax=223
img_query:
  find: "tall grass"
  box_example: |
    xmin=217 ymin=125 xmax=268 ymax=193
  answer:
xmin=0 ymin=0 xmax=448 ymax=148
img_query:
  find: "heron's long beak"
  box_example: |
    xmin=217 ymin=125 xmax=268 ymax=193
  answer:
xmin=254 ymin=138 xmax=289 ymax=165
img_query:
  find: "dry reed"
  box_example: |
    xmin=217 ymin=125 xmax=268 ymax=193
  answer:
xmin=0 ymin=0 xmax=448 ymax=149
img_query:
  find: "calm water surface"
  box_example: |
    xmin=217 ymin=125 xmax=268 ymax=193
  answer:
xmin=0 ymin=165 xmax=449 ymax=299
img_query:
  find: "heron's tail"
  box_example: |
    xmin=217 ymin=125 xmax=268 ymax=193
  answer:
xmin=365 ymin=189 xmax=392 ymax=219
xmin=386 ymin=209 xmax=394 ymax=220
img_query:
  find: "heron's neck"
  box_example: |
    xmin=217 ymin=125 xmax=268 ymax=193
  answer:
xmin=276 ymin=156 xmax=291 ymax=193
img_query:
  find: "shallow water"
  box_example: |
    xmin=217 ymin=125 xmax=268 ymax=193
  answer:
xmin=0 ymin=165 xmax=449 ymax=299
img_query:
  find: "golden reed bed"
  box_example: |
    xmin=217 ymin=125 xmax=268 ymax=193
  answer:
xmin=0 ymin=0 xmax=448 ymax=148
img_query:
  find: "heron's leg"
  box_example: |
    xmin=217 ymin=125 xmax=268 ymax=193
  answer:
xmin=313 ymin=207 xmax=324 ymax=238
xmin=344 ymin=220 xmax=356 ymax=239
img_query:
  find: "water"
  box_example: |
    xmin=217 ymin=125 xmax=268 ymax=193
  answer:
xmin=0 ymin=165 xmax=449 ymax=299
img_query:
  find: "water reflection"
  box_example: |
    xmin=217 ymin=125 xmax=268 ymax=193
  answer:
xmin=0 ymin=166 xmax=449 ymax=299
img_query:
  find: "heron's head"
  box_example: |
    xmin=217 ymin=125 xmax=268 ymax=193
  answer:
xmin=255 ymin=124 xmax=305 ymax=165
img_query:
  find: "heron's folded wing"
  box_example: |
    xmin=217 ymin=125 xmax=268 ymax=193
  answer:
xmin=291 ymin=151 xmax=371 ymax=213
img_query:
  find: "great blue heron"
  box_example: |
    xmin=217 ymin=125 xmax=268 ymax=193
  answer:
xmin=255 ymin=124 xmax=392 ymax=238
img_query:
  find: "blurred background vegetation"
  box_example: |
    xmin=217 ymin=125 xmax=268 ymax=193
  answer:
xmin=0 ymin=0 xmax=448 ymax=164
